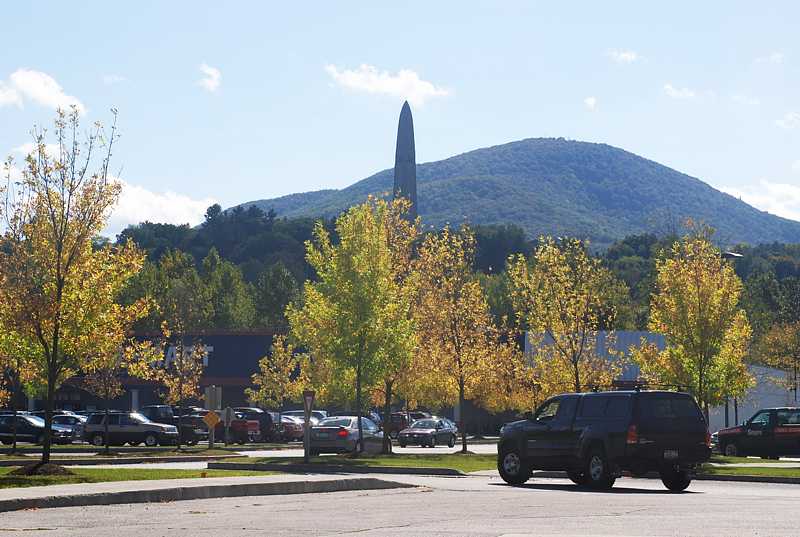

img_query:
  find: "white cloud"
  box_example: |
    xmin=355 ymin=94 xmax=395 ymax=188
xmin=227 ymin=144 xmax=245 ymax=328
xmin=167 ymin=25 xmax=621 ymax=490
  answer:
xmin=723 ymin=180 xmax=800 ymax=222
xmin=792 ymin=160 xmax=800 ymax=173
xmin=731 ymin=94 xmax=760 ymax=106
xmin=608 ymin=50 xmax=640 ymax=64
xmin=0 ymin=81 xmax=22 ymax=107
xmin=324 ymin=64 xmax=449 ymax=106
xmin=105 ymin=180 xmax=217 ymax=236
xmin=198 ymin=63 xmax=221 ymax=92
xmin=583 ymin=96 xmax=597 ymax=111
xmin=755 ymin=52 xmax=784 ymax=64
xmin=4 ymin=69 xmax=86 ymax=114
xmin=664 ymin=83 xmax=695 ymax=99
xmin=12 ymin=142 xmax=60 ymax=158
xmin=776 ymin=112 xmax=800 ymax=129
xmin=102 ymin=74 xmax=126 ymax=85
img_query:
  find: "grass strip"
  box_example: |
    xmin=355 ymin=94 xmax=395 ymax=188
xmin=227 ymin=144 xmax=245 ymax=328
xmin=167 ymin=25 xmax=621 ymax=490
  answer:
xmin=0 ymin=467 xmax=271 ymax=489
xmin=249 ymin=453 xmax=497 ymax=473
xmin=701 ymin=465 xmax=800 ymax=478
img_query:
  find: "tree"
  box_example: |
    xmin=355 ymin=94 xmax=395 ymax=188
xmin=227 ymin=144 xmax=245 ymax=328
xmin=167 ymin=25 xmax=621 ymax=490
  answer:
xmin=633 ymin=228 xmax=754 ymax=417
xmin=287 ymin=198 xmax=416 ymax=455
xmin=254 ymin=262 xmax=299 ymax=329
xmin=412 ymin=225 xmax=501 ymax=453
xmin=0 ymin=108 xmax=148 ymax=467
xmin=200 ymin=248 xmax=256 ymax=329
xmin=507 ymin=237 xmax=627 ymax=397
xmin=759 ymin=322 xmax=800 ymax=401
xmin=245 ymin=335 xmax=302 ymax=410
xmin=131 ymin=324 xmax=207 ymax=450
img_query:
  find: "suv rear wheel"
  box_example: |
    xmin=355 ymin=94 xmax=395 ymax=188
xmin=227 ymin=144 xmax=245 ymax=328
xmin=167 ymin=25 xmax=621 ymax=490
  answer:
xmin=91 ymin=433 xmax=104 ymax=447
xmin=144 ymin=433 xmax=158 ymax=447
xmin=498 ymin=446 xmax=531 ymax=485
xmin=567 ymin=469 xmax=590 ymax=486
xmin=660 ymin=466 xmax=691 ymax=492
xmin=586 ymin=447 xmax=615 ymax=489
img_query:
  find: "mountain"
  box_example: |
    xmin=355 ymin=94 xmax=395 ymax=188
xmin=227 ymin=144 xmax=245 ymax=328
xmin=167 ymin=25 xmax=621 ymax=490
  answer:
xmin=240 ymin=138 xmax=800 ymax=248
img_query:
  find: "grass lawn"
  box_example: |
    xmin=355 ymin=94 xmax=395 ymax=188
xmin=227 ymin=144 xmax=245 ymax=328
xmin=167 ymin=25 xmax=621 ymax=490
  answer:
xmin=0 ymin=467 xmax=271 ymax=489
xmin=709 ymin=455 xmax=796 ymax=465
xmin=701 ymin=465 xmax=800 ymax=478
xmin=1 ymin=448 xmax=236 ymax=462
xmin=250 ymin=453 xmax=497 ymax=473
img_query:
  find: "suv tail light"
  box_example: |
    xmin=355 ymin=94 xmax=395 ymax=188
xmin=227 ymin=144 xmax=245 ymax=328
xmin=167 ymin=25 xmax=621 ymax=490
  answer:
xmin=626 ymin=424 xmax=639 ymax=445
xmin=337 ymin=428 xmax=348 ymax=438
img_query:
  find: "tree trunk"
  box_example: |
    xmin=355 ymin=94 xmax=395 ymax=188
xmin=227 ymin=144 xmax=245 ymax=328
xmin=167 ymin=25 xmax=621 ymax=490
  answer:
xmin=573 ymin=359 xmax=581 ymax=393
xmin=41 ymin=369 xmax=56 ymax=465
xmin=11 ymin=376 xmax=18 ymax=454
xmin=104 ymin=396 xmax=110 ymax=455
xmin=382 ymin=380 xmax=393 ymax=455
xmin=355 ymin=361 xmax=363 ymax=456
xmin=459 ymin=377 xmax=467 ymax=454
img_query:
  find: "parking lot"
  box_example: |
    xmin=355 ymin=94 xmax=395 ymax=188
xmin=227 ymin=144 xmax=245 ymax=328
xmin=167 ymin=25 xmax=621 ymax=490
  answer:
xmin=2 ymin=473 xmax=798 ymax=537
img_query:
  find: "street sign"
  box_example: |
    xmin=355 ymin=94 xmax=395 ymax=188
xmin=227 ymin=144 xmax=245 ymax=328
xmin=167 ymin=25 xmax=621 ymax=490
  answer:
xmin=303 ymin=390 xmax=315 ymax=418
xmin=203 ymin=411 xmax=220 ymax=429
xmin=223 ymin=406 xmax=235 ymax=427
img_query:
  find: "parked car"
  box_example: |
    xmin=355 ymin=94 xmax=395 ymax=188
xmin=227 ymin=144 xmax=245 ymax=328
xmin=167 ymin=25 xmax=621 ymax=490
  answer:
xmin=397 ymin=418 xmax=457 ymax=448
xmin=52 ymin=413 xmax=87 ymax=441
xmin=387 ymin=411 xmax=430 ymax=438
xmin=139 ymin=405 xmax=208 ymax=445
xmin=280 ymin=415 xmax=305 ymax=441
xmin=716 ymin=407 xmax=800 ymax=458
xmin=281 ymin=410 xmax=327 ymax=426
xmin=497 ymin=390 xmax=711 ymax=492
xmin=0 ymin=414 xmax=74 ymax=444
xmin=309 ymin=416 xmax=383 ymax=455
xmin=235 ymin=407 xmax=279 ymax=442
xmin=83 ymin=412 xmax=179 ymax=447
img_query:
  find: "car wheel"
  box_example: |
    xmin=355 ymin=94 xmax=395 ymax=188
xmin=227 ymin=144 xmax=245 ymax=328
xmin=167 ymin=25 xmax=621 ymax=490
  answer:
xmin=567 ymin=469 xmax=590 ymax=486
xmin=1 ymin=440 xmax=11 ymax=445
xmin=498 ymin=446 xmax=531 ymax=485
xmin=186 ymin=438 xmax=198 ymax=446
xmin=399 ymin=441 xmax=407 ymax=448
xmin=144 ymin=433 xmax=158 ymax=447
xmin=91 ymin=433 xmax=104 ymax=447
xmin=448 ymin=435 xmax=455 ymax=448
xmin=723 ymin=442 xmax=740 ymax=457
xmin=586 ymin=447 xmax=615 ymax=490
xmin=660 ymin=466 xmax=692 ymax=492
xmin=389 ymin=431 xmax=398 ymax=439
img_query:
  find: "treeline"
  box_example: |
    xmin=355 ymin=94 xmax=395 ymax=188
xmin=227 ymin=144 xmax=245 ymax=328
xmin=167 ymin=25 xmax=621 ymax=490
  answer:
xmin=116 ymin=204 xmax=800 ymax=347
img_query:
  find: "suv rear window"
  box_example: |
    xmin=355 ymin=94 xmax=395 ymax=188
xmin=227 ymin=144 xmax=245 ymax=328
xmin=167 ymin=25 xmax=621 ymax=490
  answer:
xmin=639 ymin=395 xmax=703 ymax=421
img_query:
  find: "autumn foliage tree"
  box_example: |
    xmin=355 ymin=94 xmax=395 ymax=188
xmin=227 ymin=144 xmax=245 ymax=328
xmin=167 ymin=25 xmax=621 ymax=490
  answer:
xmin=288 ymin=198 xmax=417 ymax=454
xmin=245 ymin=335 xmax=303 ymax=411
xmin=508 ymin=237 xmax=626 ymax=397
xmin=758 ymin=321 xmax=800 ymax=400
xmin=633 ymin=228 xmax=753 ymax=417
xmin=0 ymin=108 xmax=149 ymax=467
xmin=413 ymin=225 xmax=508 ymax=453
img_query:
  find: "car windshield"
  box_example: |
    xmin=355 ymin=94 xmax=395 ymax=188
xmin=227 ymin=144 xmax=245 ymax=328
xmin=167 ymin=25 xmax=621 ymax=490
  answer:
xmin=25 ymin=416 xmax=45 ymax=426
xmin=319 ymin=418 xmax=352 ymax=427
xmin=412 ymin=420 xmax=437 ymax=429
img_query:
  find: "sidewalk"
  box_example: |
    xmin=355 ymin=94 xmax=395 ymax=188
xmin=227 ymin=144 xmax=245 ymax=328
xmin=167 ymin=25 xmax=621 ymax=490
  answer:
xmin=0 ymin=474 xmax=413 ymax=513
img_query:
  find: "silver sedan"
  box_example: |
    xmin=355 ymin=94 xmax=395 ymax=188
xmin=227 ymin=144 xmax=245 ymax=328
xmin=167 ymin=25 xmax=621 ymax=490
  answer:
xmin=309 ymin=416 xmax=383 ymax=455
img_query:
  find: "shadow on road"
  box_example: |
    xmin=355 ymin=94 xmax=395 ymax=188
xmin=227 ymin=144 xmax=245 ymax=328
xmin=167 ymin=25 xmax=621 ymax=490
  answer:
xmin=489 ymin=482 xmax=699 ymax=495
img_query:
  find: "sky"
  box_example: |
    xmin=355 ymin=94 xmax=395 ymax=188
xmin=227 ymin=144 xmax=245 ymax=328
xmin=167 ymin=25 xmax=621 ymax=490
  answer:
xmin=1 ymin=1 xmax=799 ymax=236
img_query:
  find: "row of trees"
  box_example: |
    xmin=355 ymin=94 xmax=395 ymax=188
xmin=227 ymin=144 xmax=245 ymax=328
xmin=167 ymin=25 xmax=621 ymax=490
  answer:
xmin=247 ymin=198 xmax=755 ymax=453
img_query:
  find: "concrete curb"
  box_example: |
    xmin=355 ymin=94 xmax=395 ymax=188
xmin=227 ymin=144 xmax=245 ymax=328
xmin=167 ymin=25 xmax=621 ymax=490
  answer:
xmin=208 ymin=462 xmax=466 ymax=476
xmin=0 ymin=477 xmax=414 ymax=513
xmin=531 ymin=470 xmax=800 ymax=485
xmin=0 ymin=454 xmax=240 ymax=467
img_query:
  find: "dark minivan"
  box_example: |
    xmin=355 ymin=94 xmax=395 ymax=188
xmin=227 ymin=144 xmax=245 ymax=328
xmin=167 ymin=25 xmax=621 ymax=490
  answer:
xmin=497 ymin=390 xmax=711 ymax=491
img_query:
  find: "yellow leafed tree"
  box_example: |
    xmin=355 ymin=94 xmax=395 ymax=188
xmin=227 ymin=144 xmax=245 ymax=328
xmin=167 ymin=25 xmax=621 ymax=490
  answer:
xmin=758 ymin=321 xmax=800 ymax=399
xmin=507 ymin=237 xmax=626 ymax=399
xmin=245 ymin=335 xmax=304 ymax=410
xmin=632 ymin=228 xmax=753 ymax=418
xmin=0 ymin=109 xmax=150 ymax=467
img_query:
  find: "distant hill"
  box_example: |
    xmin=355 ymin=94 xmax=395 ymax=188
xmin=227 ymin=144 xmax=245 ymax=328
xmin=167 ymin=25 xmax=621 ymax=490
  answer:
xmin=239 ymin=138 xmax=800 ymax=248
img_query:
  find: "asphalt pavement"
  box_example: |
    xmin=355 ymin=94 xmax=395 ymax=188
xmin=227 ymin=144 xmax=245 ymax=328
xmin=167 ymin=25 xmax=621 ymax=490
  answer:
xmin=2 ymin=472 xmax=799 ymax=536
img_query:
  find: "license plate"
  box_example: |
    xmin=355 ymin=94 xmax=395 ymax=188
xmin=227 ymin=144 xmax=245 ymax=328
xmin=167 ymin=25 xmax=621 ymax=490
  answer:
xmin=317 ymin=433 xmax=329 ymax=439
xmin=664 ymin=449 xmax=679 ymax=460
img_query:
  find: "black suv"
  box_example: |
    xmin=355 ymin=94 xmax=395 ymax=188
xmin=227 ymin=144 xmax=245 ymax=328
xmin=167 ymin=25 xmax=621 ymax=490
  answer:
xmin=498 ymin=390 xmax=711 ymax=492
xmin=716 ymin=407 xmax=800 ymax=458
xmin=139 ymin=405 xmax=208 ymax=445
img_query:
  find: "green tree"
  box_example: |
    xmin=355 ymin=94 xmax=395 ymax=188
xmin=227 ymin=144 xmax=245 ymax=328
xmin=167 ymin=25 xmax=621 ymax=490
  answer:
xmin=254 ymin=262 xmax=300 ymax=329
xmin=201 ymin=248 xmax=256 ymax=329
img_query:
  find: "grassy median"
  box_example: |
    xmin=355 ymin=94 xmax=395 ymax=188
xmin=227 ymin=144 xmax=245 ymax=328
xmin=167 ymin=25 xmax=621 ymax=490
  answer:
xmin=250 ymin=453 xmax=497 ymax=473
xmin=701 ymin=466 xmax=800 ymax=478
xmin=0 ymin=467 xmax=272 ymax=489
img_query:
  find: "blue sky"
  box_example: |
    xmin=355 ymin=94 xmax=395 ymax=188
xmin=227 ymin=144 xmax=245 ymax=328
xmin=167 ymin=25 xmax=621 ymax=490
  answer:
xmin=2 ymin=1 xmax=799 ymax=235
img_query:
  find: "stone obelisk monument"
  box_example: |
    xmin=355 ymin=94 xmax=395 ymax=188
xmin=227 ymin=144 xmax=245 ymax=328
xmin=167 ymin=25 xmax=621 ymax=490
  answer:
xmin=393 ymin=101 xmax=417 ymax=219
